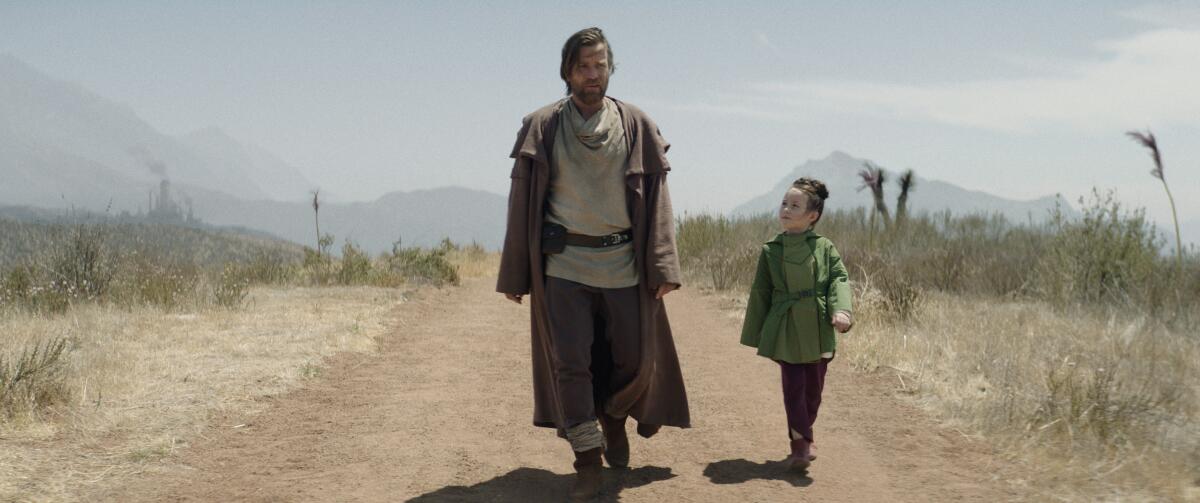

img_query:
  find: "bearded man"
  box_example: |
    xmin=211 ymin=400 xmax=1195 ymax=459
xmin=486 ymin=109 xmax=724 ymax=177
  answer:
xmin=496 ymin=27 xmax=690 ymax=502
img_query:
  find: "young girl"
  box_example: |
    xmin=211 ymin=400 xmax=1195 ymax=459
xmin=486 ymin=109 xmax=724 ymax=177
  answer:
xmin=740 ymin=177 xmax=853 ymax=471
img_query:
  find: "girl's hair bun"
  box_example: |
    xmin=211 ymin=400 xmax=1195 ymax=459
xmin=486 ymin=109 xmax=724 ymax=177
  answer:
xmin=792 ymin=177 xmax=829 ymax=200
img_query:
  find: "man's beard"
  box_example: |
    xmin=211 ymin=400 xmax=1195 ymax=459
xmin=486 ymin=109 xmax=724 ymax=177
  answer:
xmin=572 ymin=82 xmax=606 ymax=106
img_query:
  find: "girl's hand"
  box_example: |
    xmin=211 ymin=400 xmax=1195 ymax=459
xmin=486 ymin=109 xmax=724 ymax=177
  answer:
xmin=656 ymin=283 xmax=680 ymax=299
xmin=832 ymin=311 xmax=852 ymax=333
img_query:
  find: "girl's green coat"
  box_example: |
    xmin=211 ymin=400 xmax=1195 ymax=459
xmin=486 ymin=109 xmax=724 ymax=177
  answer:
xmin=740 ymin=230 xmax=853 ymax=364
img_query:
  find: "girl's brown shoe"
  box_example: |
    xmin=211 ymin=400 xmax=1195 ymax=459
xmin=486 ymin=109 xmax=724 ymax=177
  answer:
xmin=788 ymin=439 xmax=812 ymax=472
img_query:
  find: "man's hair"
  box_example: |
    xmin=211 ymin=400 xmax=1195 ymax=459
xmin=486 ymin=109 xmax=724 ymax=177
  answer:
xmin=791 ymin=177 xmax=830 ymax=224
xmin=560 ymin=27 xmax=615 ymax=95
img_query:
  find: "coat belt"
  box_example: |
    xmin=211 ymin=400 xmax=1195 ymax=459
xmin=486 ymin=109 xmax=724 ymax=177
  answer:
xmin=565 ymin=229 xmax=633 ymax=248
xmin=771 ymin=289 xmax=815 ymax=304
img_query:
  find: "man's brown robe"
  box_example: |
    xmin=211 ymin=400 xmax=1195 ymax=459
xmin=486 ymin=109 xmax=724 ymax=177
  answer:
xmin=496 ymin=97 xmax=690 ymax=432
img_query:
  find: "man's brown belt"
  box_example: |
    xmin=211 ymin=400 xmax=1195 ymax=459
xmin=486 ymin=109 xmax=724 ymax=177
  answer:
xmin=565 ymin=229 xmax=633 ymax=248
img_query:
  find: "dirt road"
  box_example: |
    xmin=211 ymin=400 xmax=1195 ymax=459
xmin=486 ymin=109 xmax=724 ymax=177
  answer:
xmin=106 ymin=276 xmax=1026 ymax=502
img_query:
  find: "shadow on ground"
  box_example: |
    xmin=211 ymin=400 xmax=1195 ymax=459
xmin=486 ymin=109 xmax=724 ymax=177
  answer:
xmin=407 ymin=465 xmax=676 ymax=502
xmin=703 ymin=458 xmax=813 ymax=487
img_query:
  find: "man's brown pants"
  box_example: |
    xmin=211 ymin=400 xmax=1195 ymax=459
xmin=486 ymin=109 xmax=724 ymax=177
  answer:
xmin=545 ymin=276 xmax=641 ymax=428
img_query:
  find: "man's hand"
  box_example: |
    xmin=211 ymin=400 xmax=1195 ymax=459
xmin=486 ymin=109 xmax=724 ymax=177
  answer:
xmin=655 ymin=283 xmax=680 ymax=300
xmin=504 ymin=293 xmax=524 ymax=305
xmin=832 ymin=311 xmax=852 ymax=333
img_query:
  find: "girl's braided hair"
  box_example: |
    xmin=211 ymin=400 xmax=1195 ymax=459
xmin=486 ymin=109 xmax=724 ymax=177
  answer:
xmin=791 ymin=177 xmax=829 ymax=224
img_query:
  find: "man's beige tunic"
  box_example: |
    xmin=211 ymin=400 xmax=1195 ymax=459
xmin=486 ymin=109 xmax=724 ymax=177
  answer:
xmin=545 ymin=98 xmax=638 ymax=288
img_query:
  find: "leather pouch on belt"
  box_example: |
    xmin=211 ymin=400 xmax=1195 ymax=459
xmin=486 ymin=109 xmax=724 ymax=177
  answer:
xmin=541 ymin=222 xmax=567 ymax=255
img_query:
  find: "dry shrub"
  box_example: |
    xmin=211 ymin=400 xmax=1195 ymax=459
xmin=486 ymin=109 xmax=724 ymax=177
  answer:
xmin=386 ymin=239 xmax=460 ymax=287
xmin=0 ymin=220 xmax=306 ymax=313
xmin=111 ymin=254 xmax=201 ymax=310
xmin=678 ymin=191 xmax=1199 ymax=499
xmin=241 ymin=249 xmax=294 ymax=285
xmin=447 ymin=241 xmax=498 ymax=279
xmin=873 ymin=269 xmax=922 ymax=322
xmin=337 ymin=241 xmax=374 ymax=286
xmin=676 ymin=212 xmax=774 ymax=290
xmin=0 ymin=337 xmax=71 ymax=420
xmin=705 ymin=247 xmax=760 ymax=291
xmin=1032 ymin=330 xmax=1189 ymax=447
xmin=1 ymin=265 xmax=71 ymax=314
xmin=212 ymin=263 xmax=250 ymax=309
xmin=1039 ymin=190 xmax=1161 ymax=306
xmin=300 ymin=247 xmax=337 ymax=286
xmin=44 ymin=224 xmax=114 ymax=302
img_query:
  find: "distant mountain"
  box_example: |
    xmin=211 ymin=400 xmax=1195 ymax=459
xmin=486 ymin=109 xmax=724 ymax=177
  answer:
xmin=0 ymin=53 xmax=274 ymax=201
xmin=3 ymin=182 xmax=507 ymax=254
xmin=178 ymin=127 xmax=317 ymax=202
xmin=0 ymin=53 xmax=508 ymax=252
xmin=733 ymin=151 xmax=1075 ymax=224
xmin=179 ymin=186 xmax=508 ymax=253
xmin=0 ymin=131 xmax=149 ymax=209
xmin=0 ymin=53 xmax=512 ymax=252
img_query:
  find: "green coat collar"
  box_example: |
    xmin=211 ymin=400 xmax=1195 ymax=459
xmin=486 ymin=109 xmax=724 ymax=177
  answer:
xmin=766 ymin=229 xmax=821 ymax=245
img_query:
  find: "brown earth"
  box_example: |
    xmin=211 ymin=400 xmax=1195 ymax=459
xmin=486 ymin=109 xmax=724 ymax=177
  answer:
xmin=102 ymin=276 xmax=1030 ymax=502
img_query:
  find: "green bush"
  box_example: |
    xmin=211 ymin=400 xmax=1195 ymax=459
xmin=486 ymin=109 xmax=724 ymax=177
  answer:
xmin=1040 ymin=190 xmax=1162 ymax=306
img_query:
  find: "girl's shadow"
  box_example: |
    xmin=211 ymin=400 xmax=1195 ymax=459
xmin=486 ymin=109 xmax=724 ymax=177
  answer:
xmin=703 ymin=458 xmax=813 ymax=487
xmin=406 ymin=465 xmax=675 ymax=502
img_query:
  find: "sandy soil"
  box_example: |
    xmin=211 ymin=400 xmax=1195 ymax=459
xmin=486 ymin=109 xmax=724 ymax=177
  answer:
xmin=102 ymin=276 xmax=1030 ymax=502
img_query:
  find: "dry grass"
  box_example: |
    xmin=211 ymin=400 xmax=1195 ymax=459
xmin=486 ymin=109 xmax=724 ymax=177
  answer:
xmin=712 ymin=286 xmax=1199 ymax=501
xmin=0 ymin=285 xmax=405 ymax=502
xmin=447 ymin=246 xmax=500 ymax=280
xmin=846 ymin=292 xmax=1198 ymax=501
xmin=681 ymin=198 xmax=1200 ymax=501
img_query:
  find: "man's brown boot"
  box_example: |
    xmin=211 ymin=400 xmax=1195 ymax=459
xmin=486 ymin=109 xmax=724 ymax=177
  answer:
xmin=569 ymin=447 xmax=604 ymax=502
xmin=788 ymin=439 xmax=812 ymax=472
xmin=599 ymin=414 xmax=629 ymax=468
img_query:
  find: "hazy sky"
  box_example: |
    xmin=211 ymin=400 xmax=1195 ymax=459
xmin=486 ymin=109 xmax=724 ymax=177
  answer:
xmin=2 ymin=1 xmax=1198 ymax=227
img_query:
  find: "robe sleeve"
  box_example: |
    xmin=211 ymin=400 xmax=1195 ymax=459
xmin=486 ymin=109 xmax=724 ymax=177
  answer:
xmin=825 ymin=241 xmax=853 ymax=316
xmin=496 ymin=123 xmax=536 ymax=295
xmin=740 ymin=246 xmax=772 ymax=347
xmin=643 ymin=171 xmax=682 ymax=290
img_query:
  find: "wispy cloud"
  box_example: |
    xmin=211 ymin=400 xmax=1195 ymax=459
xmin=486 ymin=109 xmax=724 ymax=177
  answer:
xmin=689 ymin=27 xmax=1200 ymax=134
xmin=754 ymin=31 xmax=779 ymax=52
xmin=1120 ymin=3 xmax=1200 ymax=29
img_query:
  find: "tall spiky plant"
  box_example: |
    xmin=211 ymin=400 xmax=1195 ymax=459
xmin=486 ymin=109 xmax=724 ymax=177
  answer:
xmin=311 ymin=189 xmax=322 ymax=258
xmin=1127 ymin=130 xmax=1183 ymax=269
xmin=858 ymin=163 xmax=890 ymax=248
xmin=896 ymin=169 xmax=916 ymax=227
xmin=858 ymin=162 xmax=891 ymax=225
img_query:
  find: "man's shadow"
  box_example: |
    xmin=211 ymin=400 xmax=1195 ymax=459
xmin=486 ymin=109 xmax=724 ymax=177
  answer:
xmin=406 ymin=465 xmax=675 ymax=502
xmin=703 ymin=458 xmax=813 ymax=487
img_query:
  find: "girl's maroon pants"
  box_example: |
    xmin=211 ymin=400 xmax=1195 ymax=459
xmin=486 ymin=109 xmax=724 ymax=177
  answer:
xmin=779 ymin=357 xmax=831 ymax=442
